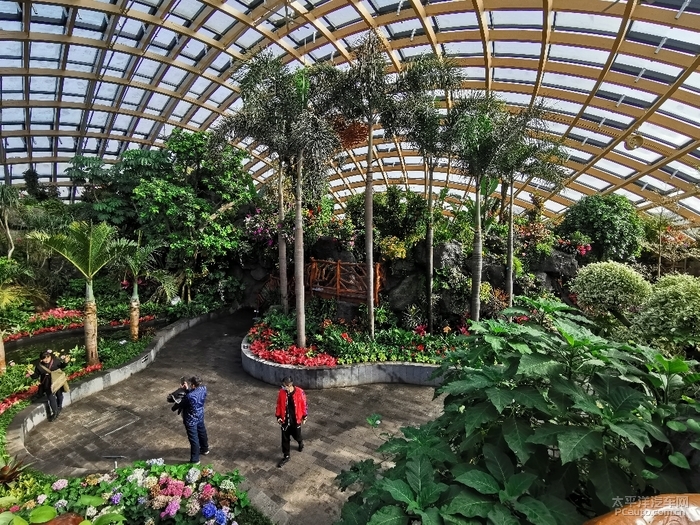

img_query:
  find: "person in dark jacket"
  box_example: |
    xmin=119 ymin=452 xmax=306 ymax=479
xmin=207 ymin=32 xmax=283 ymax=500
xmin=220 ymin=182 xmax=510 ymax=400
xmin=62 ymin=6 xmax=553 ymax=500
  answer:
xmin=32 ymin=350 xmax=69 ymax=422
xmin=275 ymin=376 xmax=308 ymax=468
xmin=181 ymin=376 xmax=209 ymax=464
xmin=167 ymin=376 xmax=189 ymax=416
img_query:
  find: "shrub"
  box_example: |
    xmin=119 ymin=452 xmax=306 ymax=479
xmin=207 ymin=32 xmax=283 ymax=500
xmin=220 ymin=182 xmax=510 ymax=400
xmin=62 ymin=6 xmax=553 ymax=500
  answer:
xmin=634 ymin=274 xmax=700 ymax=353
xmin=335 ymin=299 xmax=700 ymax=525
xmin=570 ymin=261 xmax=651 ymax=324
xmin=557 ymin=194 xmax=644 ymax=261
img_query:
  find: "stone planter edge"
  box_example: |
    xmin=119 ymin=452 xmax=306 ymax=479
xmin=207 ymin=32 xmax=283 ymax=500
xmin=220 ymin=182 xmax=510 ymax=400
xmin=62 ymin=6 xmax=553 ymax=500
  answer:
xmin=240 ymin=336 xmax=443 ymax=389
xmin=5 ymin=303 xmax=240 ymax=461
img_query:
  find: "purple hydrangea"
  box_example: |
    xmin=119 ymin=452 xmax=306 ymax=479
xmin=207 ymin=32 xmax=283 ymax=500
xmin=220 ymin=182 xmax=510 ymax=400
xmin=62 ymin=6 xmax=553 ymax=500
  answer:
xmin=137 ymin=496 xmax=148 ymax=505
xmin=215 ymin=509 xmax=227 ymax=525
xmin=201 ymin=502 xmax=217 ymax=520
xmin=110 ymin=493 xmax=122 ymax=505
xmin=51 ymin=479 xmax=68 ymax=491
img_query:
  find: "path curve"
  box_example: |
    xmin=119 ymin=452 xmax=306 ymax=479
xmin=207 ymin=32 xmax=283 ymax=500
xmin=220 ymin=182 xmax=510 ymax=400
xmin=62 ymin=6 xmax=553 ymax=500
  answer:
xmin=24 ymin=310 xmax=443 ymax=525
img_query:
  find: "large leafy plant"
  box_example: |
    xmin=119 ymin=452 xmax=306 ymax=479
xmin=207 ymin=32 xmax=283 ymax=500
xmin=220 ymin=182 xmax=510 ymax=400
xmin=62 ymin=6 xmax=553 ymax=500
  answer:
xmin=335 ymin=298 xmax=700 ymax=525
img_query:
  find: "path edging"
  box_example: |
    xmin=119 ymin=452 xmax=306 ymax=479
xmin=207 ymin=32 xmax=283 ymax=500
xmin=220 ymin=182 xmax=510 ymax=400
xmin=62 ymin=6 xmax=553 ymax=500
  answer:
xmin=5 ymin=306 xmax=238 ymax=460
xmin=240 ymin=336 xmax=442 ymax=389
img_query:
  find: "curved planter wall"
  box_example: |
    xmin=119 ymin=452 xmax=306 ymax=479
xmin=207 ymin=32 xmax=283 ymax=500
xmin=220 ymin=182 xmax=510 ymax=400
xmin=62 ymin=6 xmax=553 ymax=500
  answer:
xmin=5 ymin=305 xmax=239 ymax=461
xmin=241 ymin=337 xmax=442 ymax=389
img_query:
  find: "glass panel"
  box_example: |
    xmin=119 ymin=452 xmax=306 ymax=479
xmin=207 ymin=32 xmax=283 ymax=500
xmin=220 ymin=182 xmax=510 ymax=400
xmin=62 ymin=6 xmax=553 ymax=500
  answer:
xmin=614 ymin=188 xmax=644 ymax=202
xmin=554 ymin=12 xmax=621 ymax=36
xmin=638 ymin=174 xmax=674 ymax=193
xmin=172 ymin=0 xmax=203 ymax=20
xmin=444 ymin=41 xmax=483 ymax=57
xmin=577 ymin=173 xmax=610 ymax=190
xmin=638 ymin=121 xmax=691 ymax=147
xmin=613 ymin=144 xmax=662 ymax=163
xmin=659 ymin=99 xmax=700 ymax=126
xmin=435 ymin=12 xmax=478 ymax=31
xmin=204 ymin=12 xmax=236 ymax=33
xmin=542 ymin=72 xmax=596 ymax=93
xmin=594 ymin=158 xmax=635 ymax=177
xmin=493 ymin=68 xmax=538 ymax=84
xmin=323 ymin=5 xmax=362 ymax=28
xmin=549 ymin=44 xmax=609 ymax=66
xmin=493 ymin=41 xmax=541 ymax=58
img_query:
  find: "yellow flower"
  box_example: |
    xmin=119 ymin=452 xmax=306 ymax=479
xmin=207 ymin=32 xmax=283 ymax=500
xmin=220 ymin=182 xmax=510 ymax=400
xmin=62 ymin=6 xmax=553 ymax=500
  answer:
xmin=443 ymin=326 xmax=451 ymax=334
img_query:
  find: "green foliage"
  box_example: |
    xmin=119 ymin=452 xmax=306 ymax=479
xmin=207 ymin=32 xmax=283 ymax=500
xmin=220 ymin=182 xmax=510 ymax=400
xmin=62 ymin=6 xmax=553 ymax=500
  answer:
xmin=570 ymin=262 xmax=651 ymax=319
xmin=558 ymin=194 xmax=644 ymax=262
xmin=335 ymin=299 xmax=700 ymax=525
xmin=633 ymin=274 xmax=700 ymax=353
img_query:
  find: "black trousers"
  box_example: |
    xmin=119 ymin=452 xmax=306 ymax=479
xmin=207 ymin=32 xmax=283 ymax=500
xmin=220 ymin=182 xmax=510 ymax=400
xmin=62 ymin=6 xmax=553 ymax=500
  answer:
xmin=46 ymin=388 xmax=63 ymax=417
xmin=281 ymin=423 xmax=302 ymax=457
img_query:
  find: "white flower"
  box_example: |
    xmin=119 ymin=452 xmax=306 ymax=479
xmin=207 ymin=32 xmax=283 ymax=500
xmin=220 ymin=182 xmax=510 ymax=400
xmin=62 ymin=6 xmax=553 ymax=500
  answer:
xmin=86 ymin=506 xmax=97 ymax=518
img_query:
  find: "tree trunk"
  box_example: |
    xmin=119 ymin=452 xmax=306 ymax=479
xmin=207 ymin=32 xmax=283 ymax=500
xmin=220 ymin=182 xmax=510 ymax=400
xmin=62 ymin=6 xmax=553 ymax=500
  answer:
xmin=658 ymin=231 xmax=662 ymax=279
xmin=506 ymin=181 xmax=515 ymax=307
xmin=130 ymin=281 xmax=140 ymax=342
xmin=0 ymin=335 xmax=6 ymax=375
xmin=3 ymin=212 xmax=14 ymax=260
xmin=278 ymin=163 xmax=289 ymax=314
xmin=294 ymin=154 xmax=306 ymax=349
xmin=426 ymin=162 xmax=435 ymax=334
xmin=84 ymin=281 xmax=99 ymax=366
xmin=471 ymin=177 xmax=483 ymax=322
xmin=365 ymin=125 xmax=375 ymax=339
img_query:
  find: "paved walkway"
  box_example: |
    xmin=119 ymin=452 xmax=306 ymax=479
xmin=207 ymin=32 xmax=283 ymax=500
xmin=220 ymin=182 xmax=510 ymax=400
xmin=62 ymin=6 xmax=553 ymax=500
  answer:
xmin=24 ymin=310 xmax=443 ymax=525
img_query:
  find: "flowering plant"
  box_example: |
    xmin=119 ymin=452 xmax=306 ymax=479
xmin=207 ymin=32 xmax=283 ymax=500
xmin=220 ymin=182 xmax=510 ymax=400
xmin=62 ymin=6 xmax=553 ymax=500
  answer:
xmin=248 ymin=322 xmax=338 ymax=367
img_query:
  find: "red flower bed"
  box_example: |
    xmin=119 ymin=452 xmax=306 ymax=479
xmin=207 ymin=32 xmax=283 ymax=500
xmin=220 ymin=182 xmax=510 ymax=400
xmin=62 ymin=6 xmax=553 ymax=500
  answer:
xmin=247 ymin=323 xmax=337 ymax=367
xmin=0 ymin=363 xmax=103 ymax=416
xmin=4 ymin=315 xmax=157 ymax=342
xmin=108 ymin=314 xmax=156 ymax=327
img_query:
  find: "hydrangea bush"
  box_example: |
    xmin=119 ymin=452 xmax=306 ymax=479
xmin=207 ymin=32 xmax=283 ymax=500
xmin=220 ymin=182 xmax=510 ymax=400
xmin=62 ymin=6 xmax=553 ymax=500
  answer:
xmin=0 ymin=460 xmax=250 ymax=524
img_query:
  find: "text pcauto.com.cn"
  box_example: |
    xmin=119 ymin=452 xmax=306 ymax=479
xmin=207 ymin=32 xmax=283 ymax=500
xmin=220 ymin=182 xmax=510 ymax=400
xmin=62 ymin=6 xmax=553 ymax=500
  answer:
xmin=612 ymin=495 xmax=690 ymax=516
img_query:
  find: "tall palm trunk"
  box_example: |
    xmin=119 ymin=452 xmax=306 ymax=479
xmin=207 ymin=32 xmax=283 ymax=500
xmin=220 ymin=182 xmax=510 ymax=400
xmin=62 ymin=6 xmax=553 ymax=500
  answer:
xmin=85 ymin=281 xmax=99 ymax=366
xmin=130 ymin=280 xmax=140 ymax=342
xmin=426 ymin=162 xmax=435 ymax=334
xmin=0 ymin=337 xmax=6 ymax=375
xmin=294 ymin=154 xmax=306 ymax=348
xmin=365 ymin=124 xmax=375 ymax=339
xmin=3 ymin=211 xmax=14 ymax=260
xmin=471 ymin=177 xmax=483 ymax=322
xmin=506 ymin=181 xmax=515 ymax=307
xmin=278 ymin=163 xmax=289 ymax=313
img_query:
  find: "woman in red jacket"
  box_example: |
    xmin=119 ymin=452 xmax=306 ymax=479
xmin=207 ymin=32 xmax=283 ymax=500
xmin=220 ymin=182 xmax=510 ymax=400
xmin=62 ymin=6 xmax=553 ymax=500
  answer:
xmin=275 ymin=377 xmax=308 ymax=467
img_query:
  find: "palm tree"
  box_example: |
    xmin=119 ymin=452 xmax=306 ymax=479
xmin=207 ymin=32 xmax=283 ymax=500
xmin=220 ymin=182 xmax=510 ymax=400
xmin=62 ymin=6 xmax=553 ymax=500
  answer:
xmin=0 ymin=186 xmax=20 ymax=260
xmin=64 ymin=155 xmax=107 ymax=205
xmin=115 ymin=233 xmax=167 ymax=341
xmin=390 ymin=54 xmax=464 ymax=333
xmin=495 ymin=103 xmax=567 ymax=306
xmin=451 ymin=93 xmax=517 ymax=322
xmin=213 ymin=53 xmax=299 ymax=315
xmin=29 ymin=222 xmax=127 ymax=365
xmin=334 ymin=30 xmax=395 ymax=339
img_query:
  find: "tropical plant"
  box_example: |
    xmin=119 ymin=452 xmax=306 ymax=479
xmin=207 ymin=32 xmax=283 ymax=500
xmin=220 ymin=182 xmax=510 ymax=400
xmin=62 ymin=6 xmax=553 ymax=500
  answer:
xmin=0 ymin=186 xmax=20 ymax=261
xmin=388 ymin=54 xmax=464 ymax=333
xmin=641 ymin=212 xmax=699 ymax=278
xmin=334 ymin=29 xmax=396 ymax=339
xmin=335 ymin=299 xmax=700 ymax=525
xmin=633 ymin=274 xmax=700 ymax=353
xmin=558 ymin=194 xmax=644 ymax=262
xmin=570 ymin=261 xmax=652 ymax=327
xmin=28 ymin=222 xmax=127 ymax=366
xmin=64 ymin=155 xmax=108 ymax=205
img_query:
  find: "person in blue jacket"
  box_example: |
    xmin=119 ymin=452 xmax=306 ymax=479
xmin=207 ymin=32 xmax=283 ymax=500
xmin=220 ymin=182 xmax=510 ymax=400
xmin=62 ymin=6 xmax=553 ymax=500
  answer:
xmin=181 ymin=376 xmax=209 ymax=464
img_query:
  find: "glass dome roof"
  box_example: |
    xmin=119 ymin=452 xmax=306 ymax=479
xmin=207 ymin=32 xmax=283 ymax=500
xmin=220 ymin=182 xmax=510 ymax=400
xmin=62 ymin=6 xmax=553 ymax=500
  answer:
xmin=1 ymin=0 xmax=700 ymax=225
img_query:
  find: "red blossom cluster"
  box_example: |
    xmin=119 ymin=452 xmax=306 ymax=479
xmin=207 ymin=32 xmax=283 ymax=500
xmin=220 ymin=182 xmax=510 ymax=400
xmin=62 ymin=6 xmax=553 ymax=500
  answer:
xmin=513 ymin=315 xmax=530 ymax=324
xmin=3 ymin=322 xmax=84 ymax=342
xmin=247 ymin=323 xmax=337 ymax=367
xmin=28 ymin=308 xmax=83 ymax=323
xmin=414 ymin=325 xmax=427 ymax=336
xmin=557 ymin=238 xmax=592 ymax=257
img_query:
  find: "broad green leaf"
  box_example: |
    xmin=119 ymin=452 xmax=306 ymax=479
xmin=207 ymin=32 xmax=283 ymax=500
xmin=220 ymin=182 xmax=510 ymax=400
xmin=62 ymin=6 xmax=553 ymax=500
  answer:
xmin=517 ymin=353 xmax=563 ymax=378
xmin=0 ymin=512 xmax=14 ymax=525
xmin=10 ymin=517 xmax=28 ymax=525
xmin=508 ymin=342 xmax=531 ymax=354
xmin=686 ymin=419 xmax=700 ymax=433
xmin=487 ymin=504 xmax=519 ymax=525
xmin=80 ymin=522 xmax=92 ymax=525
xmin=406 ymin=455 xmax=434 ymax=495
xmin=546 ymin=462 xmax=580 ymax=498
xmin=588 ymin=459 xmax=630 ymax=508
xmin=571 ymin=396 xmax=603 ymax=417
xmin=511 ymin=386 xmax=551 ymax=414
xmin=441 ymin=490 xmax=493 ymax=518
xmin=419 ymin=482 xmax=449 ymax=507
xmin=527 ymin=424 xmax=563 ymax=446
xmin=339 ymin=502 xmax=369 ymax=525
xmin=92 ymin=515 xmax=126 ymax=525
xmin=668 ymin=451 xmax=690 ymax=469
xmin=513 ymin=496 xmax=556 ymax=525
xmin=641 ymin=469 xmax=658 ymax=479
xmin=640 ymin=422 xmax=670 ymax=444
xmin=27 ymin=506 xmax=56 ymax=524
xmin=655 ymin=355 xmax=688 ymax=375
xmin=441 ymin=376 xmax=495 ymax=395
xmin=381 ymin=479 xmax=416 ymax=505
xmin=417 ymin=508 xmax=442 ymax=525
xmin=607 ymin=386 xmax=645 ymax=417
xmin=463 ymin=402 xmax=499 ymax=439
xmin=454 ymin=470 xmax=500 ymax=495
xmin=486 ymin=388 xmax=513 ymax=414
xmin=502 ymin=418 xmax=534 ymax=464
xmin=79 ymin=495 xmax=105 ymax=507
xmin=483 ymin=444 xmax=514 ymax=484
xmin=0 ymin=498 xmax=17 ymax=508
xmin=607 ymin=423 xmax=651 ymax=452
xmin=557 ymin=428 xmax=603 ymax=464
xmin=441 ymin=514 xmax=479 ymax=525
xmin=368 ymin=506 xmax=409 ymax=525
xmin=538 ymin=494 xmax=585 ymax=525
xmin=666 ymin=421 xmax=688 ymax=432
xmin=648 ymin=468 xmax=687 ymax=494
xmin=504 ymin=472 xmax=537 ymax=500
xmin=644 ymin=456 xmax=663 ymax=468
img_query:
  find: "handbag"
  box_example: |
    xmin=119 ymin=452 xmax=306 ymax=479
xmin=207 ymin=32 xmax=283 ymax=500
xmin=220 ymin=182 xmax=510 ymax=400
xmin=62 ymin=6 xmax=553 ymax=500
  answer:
xmin=38 ymin=363 xmax=70 ymax=394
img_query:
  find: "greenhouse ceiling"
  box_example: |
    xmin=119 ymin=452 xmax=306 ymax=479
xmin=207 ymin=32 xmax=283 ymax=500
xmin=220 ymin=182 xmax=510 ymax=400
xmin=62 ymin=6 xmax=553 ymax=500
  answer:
xmin=1 ymin=0 xmax=700 ymax=225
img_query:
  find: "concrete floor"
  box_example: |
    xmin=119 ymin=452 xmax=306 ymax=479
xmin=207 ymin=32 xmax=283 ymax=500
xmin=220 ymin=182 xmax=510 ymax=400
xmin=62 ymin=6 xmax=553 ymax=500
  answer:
xmin=24 ymin=310 xmax=443 ymax=525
